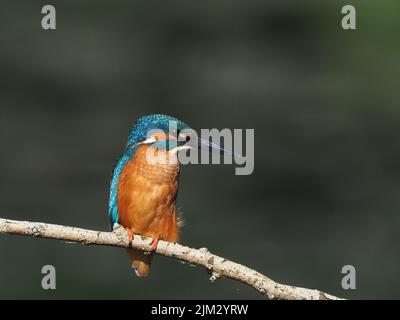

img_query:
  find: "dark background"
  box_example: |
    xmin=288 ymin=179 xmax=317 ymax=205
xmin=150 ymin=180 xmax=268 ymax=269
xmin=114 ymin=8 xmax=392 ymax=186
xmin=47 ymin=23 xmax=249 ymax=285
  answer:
xmin=1 ymin=1 xmax=399 ymax=299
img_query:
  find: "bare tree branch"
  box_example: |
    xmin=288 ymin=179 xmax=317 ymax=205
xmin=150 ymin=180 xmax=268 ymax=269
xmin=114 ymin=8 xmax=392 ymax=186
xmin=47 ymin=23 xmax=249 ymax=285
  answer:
xmin=0 ymin=217 xmax=343 ymax=300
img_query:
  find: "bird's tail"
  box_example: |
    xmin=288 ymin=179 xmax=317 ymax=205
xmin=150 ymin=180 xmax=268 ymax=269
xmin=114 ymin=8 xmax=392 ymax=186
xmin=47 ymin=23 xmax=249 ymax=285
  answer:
xmin=126 ymin=248 xmax=153 ymax=277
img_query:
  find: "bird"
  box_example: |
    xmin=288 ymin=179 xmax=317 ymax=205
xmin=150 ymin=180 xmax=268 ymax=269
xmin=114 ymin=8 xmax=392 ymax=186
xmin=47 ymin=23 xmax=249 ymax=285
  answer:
xmin=108 ymin=114 xmax=228 ymax=277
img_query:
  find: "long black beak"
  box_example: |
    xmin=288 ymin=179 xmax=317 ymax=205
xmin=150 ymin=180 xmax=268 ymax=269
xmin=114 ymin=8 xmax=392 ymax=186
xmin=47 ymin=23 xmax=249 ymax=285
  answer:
xmin=187 ymin=136 xmax=240 ymax=158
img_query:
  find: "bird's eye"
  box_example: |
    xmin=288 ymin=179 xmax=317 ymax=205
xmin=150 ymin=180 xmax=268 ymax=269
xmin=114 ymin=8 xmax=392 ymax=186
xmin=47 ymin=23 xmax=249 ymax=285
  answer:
xmin=178 ymin=131 xmax=190 ymax=142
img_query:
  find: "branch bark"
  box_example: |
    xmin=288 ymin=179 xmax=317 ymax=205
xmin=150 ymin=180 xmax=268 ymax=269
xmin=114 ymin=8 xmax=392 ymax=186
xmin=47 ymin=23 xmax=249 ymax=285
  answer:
xmin=0 ymin=217 xmax=343 ymax=300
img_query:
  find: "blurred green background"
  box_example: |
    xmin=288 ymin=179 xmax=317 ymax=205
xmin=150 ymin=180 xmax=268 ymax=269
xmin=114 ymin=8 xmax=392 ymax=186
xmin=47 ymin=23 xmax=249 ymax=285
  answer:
xmin=1 ymin=0 xmax=400 ymax=299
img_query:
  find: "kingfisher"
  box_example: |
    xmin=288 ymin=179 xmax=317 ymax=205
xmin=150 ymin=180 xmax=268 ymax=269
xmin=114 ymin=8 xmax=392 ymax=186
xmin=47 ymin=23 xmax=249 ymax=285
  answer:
xmin=109 ymin=114 xmax=227 ymax=277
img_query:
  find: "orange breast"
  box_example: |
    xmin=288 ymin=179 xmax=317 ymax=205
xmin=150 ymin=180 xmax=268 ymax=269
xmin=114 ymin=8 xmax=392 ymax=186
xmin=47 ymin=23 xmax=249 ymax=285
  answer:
xmin=117 ymin=145 xmax=180 ymax=242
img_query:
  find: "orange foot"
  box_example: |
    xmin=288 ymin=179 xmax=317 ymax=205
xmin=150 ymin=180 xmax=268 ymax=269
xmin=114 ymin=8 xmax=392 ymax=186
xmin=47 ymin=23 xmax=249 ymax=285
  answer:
xmin=150 ymin=236 xmax=160 ymax=252
xmin=126 ymin=229 xmax=134 ymax=245
xmin=113 ymin=223 xmax=134 ymax=246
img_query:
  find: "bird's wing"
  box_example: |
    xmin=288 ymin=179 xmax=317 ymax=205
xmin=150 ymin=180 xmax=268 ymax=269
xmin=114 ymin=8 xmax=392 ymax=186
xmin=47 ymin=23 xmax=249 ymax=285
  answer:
xmin=108 ymin=147 xmax=137 ymax=229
